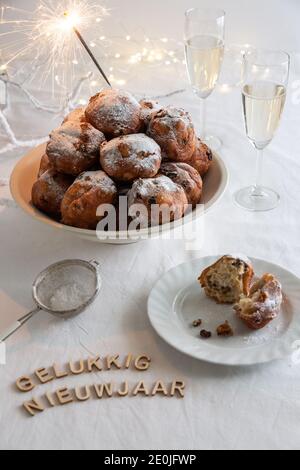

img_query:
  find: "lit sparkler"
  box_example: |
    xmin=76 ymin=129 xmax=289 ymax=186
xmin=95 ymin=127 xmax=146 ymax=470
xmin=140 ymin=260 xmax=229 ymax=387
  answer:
xmin=0 ymin=1 xmax=110 ymax=92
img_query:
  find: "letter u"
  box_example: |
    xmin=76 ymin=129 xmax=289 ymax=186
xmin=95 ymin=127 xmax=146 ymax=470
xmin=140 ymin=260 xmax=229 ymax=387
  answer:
xmin=75 ymin=386 xmax=91 ymax=401
xmin=69 ymin=360 xmax=85 ymax=375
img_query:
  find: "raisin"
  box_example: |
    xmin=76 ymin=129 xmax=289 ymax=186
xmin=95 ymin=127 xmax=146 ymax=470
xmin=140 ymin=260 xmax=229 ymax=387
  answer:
xmin=166 ymin=171 xmax=178 ymax=179
xmin=148 ymin=197 xmax=157 ymax=205
xmin=207 ymin=150 xmax=213 ymax=161
xmin=200 ymin=330 xmax=212 ymax=339
xmin=232 ymin=259 xmax=244 ymax=268
xmin=221 ymin=287 xmax=231 ymax=294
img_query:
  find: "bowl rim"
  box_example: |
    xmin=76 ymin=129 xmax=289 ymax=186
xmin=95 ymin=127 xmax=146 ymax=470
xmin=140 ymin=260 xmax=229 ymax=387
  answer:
xmin=10 ymin=143 xmax=229 ymax=239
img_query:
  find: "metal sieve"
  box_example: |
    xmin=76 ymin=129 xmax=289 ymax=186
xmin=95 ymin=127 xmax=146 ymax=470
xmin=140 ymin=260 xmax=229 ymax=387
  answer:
xmin=0 ymin=259 xmax=101 ymax=342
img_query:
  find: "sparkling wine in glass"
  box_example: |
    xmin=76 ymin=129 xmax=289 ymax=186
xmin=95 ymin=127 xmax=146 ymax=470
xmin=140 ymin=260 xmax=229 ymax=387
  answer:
xmin=184 ymin=8 xmax=225 ymax=151
xmin=235 ymin=50 xmax=290 ymax=211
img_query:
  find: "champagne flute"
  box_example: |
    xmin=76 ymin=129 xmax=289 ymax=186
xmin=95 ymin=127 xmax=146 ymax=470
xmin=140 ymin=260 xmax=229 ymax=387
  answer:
xmin=234 ymin=49 xmax=290 ymax=211
xmin=184 ymin=8 xmax=225 ymax=151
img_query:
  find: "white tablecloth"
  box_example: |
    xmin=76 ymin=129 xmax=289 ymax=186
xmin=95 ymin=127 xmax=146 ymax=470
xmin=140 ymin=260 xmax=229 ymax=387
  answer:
xmin=1 ymin=0 xmax=300 ymax=451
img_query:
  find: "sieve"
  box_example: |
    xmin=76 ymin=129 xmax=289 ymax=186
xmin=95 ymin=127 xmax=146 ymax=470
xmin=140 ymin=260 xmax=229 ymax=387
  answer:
xmin=0 ymin=259 xmax=101 ymax=342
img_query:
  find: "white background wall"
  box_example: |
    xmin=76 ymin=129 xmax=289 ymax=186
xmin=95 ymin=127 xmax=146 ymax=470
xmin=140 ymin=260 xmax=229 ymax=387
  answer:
xmin=3 ymin=0 xmax=300 ymax=52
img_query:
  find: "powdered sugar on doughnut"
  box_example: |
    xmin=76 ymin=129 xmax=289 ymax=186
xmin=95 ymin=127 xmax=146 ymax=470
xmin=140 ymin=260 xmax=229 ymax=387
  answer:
xmin=139 ymin=99 xmax=161 ymax=126
xmin=76 ymin=171 xmax=117 ymax=195
xmin=160 ymin=162 xmax=203 ymax=206
xmin=128 ymin=175 xmax=182 ymax=202
xmin=149 ymin=107 xmax=193 ymax=140
xmin=189 ymin=138 xmax=213 ymax=176
xmin=225 ymin=253 xmax=253 ymax=266
xmin=128 ymin=175 xmax=188 ymax=227
xmin=47 ymin=120 xmax=106 ymax=176
xmin=100 ymin=134 xmax=162 ymax=181
xmin=32 ymin=170 xmax=73 ymax=217
xmin=85 ymin=89 xmax=142 ymax=137
xmin=61 ymin=170 xmax=117 ymax=229
xmin=147 ymin=106 xmax=196 ymax=161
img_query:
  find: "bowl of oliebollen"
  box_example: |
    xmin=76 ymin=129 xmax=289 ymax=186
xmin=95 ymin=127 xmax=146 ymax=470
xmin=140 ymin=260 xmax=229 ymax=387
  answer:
xmin=10 ymin=88 xmax=228 ymax=244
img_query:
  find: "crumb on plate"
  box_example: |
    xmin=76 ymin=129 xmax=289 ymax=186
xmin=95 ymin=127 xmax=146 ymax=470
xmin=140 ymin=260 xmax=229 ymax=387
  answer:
xmin=217 ymin=321 xmax=234 ymax=337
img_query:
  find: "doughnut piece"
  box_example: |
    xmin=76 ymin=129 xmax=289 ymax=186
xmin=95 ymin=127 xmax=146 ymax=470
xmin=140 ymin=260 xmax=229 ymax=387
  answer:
xmin=160 ymin=162 xmax=203 ymax=207
xmin=188 ymin=138 xmax=213 ymax=177
xmin=139 ymin=99 xmax=161 ymax=128
xmin=234 ymin=274 xmax=283 ymax=330
xmin=61 ymin=171 xmax=117 ymax=230
xmin=38 ymin=153 xmax=53 ymax=177
xmin=199 ymin=255 xmax=254 ymax=304
xmin=63 ymin=107 xmax=86 ymax=124
xmin=100 ymin=134 xmax=162 ymax=182
xmin=114 ymin=184 xmax=132 ymax=231
xmin=147 ymin=106 xmax=196 ymax=161
xmin=32 ymin=170 xmax=73 ymax=218
xmin=47 ymin=120 xmax=106 ymax=176
xmin=128 ymin=175 xmax=188 ymax=228
xmin=85 ymin=89 xmax=142 ymax=137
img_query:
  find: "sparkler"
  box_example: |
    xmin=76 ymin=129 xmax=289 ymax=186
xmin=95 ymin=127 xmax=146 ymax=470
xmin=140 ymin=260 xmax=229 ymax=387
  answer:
xmin=64 ymin=12 xmax=111 ymax=87
xmin=0 ymin=1 xmax=110 ymax=92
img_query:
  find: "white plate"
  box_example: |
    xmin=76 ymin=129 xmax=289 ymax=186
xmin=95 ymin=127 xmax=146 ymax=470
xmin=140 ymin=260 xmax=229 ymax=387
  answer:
xmin=148 ymin=256 xmax=300 ymax=365
xmin=10 ymin=144 xmax=229 ymax=244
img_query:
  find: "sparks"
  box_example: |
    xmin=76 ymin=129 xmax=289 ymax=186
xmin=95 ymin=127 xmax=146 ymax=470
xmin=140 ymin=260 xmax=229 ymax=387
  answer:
xmin=0 ymin=1 xmax=110 ymax=94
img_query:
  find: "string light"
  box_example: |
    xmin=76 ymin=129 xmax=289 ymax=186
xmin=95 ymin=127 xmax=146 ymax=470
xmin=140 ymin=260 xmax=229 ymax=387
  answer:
xmin=219 ymin=84 xmax=231 ymax=94
xmin=114 ymin=36 xmax=185 ymax=68
xmin=0 ymin=8 xmax=188 ymax=153
xmin=0 ymin=72 xmax=92 ymax=154
xmin=1 ymin=4 xmax=253 ymax=151
xmin=0 ymin=34 xmax=253 ymax=155
xmin=1 ymin=3 xmax=185 ymax=95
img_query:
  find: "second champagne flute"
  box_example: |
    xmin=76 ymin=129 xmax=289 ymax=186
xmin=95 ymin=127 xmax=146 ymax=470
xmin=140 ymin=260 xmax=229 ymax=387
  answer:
xmin=234 ymin=49 xmax=290 ymax=211
xmin=184 ymin=8 xmax=225 ymax=151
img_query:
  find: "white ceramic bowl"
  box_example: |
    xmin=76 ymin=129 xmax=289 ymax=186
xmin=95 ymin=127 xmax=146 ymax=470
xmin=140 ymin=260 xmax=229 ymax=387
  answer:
xmin=10 ymin=144 xmax=229 ymax=244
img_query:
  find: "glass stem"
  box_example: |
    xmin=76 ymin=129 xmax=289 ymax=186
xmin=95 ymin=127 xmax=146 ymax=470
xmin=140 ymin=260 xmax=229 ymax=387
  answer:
xmin=252 ymin=148 xmax=264 ymax=196
xmin=200 ymin=97 xmax=206 ymax=141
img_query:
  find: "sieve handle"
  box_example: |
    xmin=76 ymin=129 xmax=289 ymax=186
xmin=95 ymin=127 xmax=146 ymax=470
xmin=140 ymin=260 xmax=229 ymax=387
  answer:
xmin=89 ymin=259 xmax=100 ymax=270
xmin=0 ymin=308 xmax=40 ymax=343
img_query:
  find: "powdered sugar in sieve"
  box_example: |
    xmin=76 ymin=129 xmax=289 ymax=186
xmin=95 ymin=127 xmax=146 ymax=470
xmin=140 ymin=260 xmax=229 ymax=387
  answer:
xmin=36 ymin=263 xmax=98 ymax=312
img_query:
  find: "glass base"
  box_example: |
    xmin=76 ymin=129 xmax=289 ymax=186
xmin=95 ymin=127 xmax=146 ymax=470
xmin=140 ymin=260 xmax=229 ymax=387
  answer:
xmin=234 ymin=186 xmax=280 ymax=212
xmin=202 ymin=135 xmax=222 ymax=152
